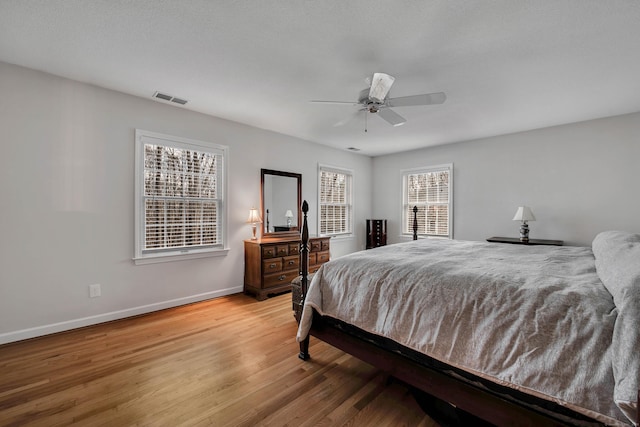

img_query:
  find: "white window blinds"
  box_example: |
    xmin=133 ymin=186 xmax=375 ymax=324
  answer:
xmin=319 ymin=166 xmax=353 ymax=236
xmin=403 ymin=165 xmax=452 ymax=238
xmin=144 ymin=145 xmax=221 ymax=249
xmin=135 ymin=130 xmax=227 ymax=262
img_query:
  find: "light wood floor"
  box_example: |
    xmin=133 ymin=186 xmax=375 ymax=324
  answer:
xmin=0 ymin=293 xmax=440 ymax=426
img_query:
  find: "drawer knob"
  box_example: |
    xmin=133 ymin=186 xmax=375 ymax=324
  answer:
xmin=279 ymin=275 xmax=286 ymax=281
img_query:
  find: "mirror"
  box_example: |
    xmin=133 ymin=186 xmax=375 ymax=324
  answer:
xmin=261 ymin=169 xmax=302 ymax=238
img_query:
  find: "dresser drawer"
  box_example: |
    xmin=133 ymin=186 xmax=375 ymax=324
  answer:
xmin=263 ymin=270 xmax=298 ymax=288
xmin=320 ymin=239 xmax=330 ymax=251
xmin=262 ymin=245 xmax=278 ymax=258
xmin=262 ymin=258 xmax=282 ymax=273
xmin=309 ymin=264 xmax=322 ymax=274
xmin=282 ymin=255 xmax=299 ymax=271
xmin=288 ymin=243 xmax=300 ymax=255
xmin=316 ymin=251 xmax=330 ymax=264
xmin=310 ymin=240 xmax=321 ymax=252
xmin=276 ymin=245 xmax=289 ymax=256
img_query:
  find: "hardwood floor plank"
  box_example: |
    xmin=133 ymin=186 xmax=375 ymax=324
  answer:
xmin=0 ymin=293 xmax=438 ymax=426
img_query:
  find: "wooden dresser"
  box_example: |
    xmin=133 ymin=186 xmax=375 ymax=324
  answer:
xmin=244 ymin=236 xmax=330 ymax=301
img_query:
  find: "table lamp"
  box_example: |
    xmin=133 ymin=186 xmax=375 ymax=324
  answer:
xmin=247 ymin=207 xmax=262 ymax=240
xmin=513 ymin=206 xmax=536 ymax=242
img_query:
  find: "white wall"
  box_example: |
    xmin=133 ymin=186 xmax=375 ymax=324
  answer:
xmin=3 ymin=59 xmax=638 ymax=344
xmin=373 ymin=112 xmax=640 ymax=247
xmin=0 ymin=62 xmax=372 ymax=343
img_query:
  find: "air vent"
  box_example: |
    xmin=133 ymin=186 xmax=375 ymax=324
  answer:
xmin=153 ymin=91 xmax=189 ymax=105
xmin=347 ymin=147 xmax=361 ymax=151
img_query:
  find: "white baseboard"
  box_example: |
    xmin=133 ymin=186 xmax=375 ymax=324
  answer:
xmin=0 ymin=286 xmax=243 ymax=345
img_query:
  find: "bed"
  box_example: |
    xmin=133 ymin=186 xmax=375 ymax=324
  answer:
xmin=295 ymin=202 xmax=639 ymax=426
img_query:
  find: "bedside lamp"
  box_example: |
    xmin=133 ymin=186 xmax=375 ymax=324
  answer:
xmin=513 ymin=206 xmax=536 ymax=242
xmin=285 ymin=210 xmax=293 ymax=227
xmin=247 ymin=207 xmax=262 ymax=240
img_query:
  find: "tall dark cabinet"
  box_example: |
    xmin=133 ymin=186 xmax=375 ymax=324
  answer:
xmin=366 ymin=219 xmax=387 ymax=249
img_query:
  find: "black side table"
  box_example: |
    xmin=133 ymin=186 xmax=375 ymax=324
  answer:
xmin=487 ymin=236 xmax=563 ymax=246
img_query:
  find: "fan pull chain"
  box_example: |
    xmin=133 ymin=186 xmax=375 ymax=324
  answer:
xmin=364 ymin=110 xmax=368 ymax=132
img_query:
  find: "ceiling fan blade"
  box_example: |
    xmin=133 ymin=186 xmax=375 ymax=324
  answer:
xmin=310 ymin=100 xmax=360 ymax=105
xmin=369 ymin=73 xmax=395 ymax=103
xmin=377 ymin=107 xmax=406 ymax=127
xmin=387 ymin=92 xmax=446 ymax=107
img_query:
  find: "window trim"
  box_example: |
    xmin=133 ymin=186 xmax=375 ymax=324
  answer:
xmin=133 ymin=129 xmax=229 ymax=265
xmin=401 ymin=163 xmax=453 ymax=239
xmin=318 ymin=164 xmax=354 ymax=239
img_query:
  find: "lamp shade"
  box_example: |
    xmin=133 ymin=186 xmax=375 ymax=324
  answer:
xmin=285 ymin=210 xmax=293 ymax=218
xmin=247 ymin=208 xmax=262 ymax=224
xmin=512 ymin=206 xmax=536 ymax=222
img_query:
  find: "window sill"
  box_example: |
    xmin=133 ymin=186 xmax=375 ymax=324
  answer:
xmin=133 ymin=248 xmax=229 ymax=265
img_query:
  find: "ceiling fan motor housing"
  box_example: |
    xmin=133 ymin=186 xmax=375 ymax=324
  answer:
xmin=358 ymin=88 xmax=381 ymax=113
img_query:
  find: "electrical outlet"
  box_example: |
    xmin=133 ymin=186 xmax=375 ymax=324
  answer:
xmin=89 ymin=284 xmax=101 ymax=298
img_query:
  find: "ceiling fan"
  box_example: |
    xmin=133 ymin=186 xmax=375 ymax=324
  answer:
xmin=311 ymin=73 xmax=446 ymax=128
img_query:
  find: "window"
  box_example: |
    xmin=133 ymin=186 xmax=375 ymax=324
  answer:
xmin=402 ymin=164 xmax=453 ymax=238
xmin=318 ymin=165 xmax=353 ymax=237
xmin=134 ymin=130 xmax=228 ymax=264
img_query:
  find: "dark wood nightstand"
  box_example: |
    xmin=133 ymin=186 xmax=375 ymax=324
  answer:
xmin=487 ymin=236 xmax=563 ymax=246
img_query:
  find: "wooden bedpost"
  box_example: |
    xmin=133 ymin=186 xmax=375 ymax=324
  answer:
xmin=412 ymin=205 xmax=418 ymax=240
xmin=298 ymin=200 xmax=310 ymax=360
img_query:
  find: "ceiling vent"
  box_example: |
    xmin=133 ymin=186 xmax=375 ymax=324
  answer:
xmin=153 ymin=91 xmax=188 ymax=105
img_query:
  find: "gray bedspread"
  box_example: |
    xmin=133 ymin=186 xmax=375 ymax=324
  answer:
xmin=297 ymin=235 xmax=639 ymax=426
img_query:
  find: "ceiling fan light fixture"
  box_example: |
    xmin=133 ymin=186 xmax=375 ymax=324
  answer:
xmin=369 ymin=73 xmax=395 ymax=103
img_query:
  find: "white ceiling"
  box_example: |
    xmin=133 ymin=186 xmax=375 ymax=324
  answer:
xmin=2 ymin=1 xmax=640 ymax=156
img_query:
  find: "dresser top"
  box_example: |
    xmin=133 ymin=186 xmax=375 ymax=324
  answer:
xmin=244 ymin=235 xmax=329 ymax=244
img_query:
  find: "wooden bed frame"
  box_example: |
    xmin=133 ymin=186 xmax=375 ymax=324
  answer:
xmin=296 ymin=201 xmax=639 ymax=427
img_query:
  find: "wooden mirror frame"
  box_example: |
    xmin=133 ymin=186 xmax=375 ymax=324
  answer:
xmin=260 ymin=169 xmax=302 ymax=239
